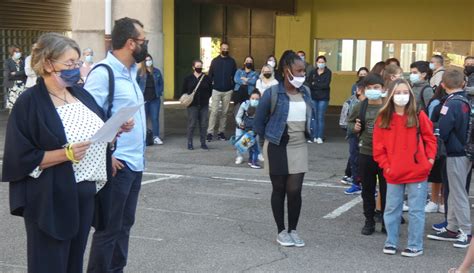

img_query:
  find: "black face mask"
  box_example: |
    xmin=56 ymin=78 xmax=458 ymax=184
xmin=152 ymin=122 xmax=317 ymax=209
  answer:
xmin=194 ymin=67 xmax=203 ymax=74
xmin=263 ymin=73 xmax=272 ymax=79
xmin=221 ymin=51 xmax=229 ymax=57
xmin=245 ymin=63 xmax=253 ymax=69
xmin=465 ymin=66 xmax=474 ymax=76
xmin=132 ymin=42 xmax=148 ymax=63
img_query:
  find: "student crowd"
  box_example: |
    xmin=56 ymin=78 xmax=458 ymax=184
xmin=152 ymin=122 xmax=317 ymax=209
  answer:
xmin=2 ymin=14 xmax=474 ymax=273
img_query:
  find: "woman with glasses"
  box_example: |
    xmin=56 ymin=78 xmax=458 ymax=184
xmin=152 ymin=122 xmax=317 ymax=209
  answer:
xmin=1 ymin=33 xmax=131 ymax=273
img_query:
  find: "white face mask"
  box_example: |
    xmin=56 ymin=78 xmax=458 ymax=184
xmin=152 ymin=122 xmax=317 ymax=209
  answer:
xmin=393 ymin=94 xmax=410 ymax=107
xmin=381 ymin=92 xmax=388 ymax=98
xmin=145 ymin=60 xmax=153 ymax=67
xmin=13 ymin=52 xmax=21 ymax=60
xmin=287 ymin=69 xmax=305 ymax=88
xmin=267 ymin=60 xmax=276 ymax=68
xmin=85 ymin=55 xmax=93 ymax=63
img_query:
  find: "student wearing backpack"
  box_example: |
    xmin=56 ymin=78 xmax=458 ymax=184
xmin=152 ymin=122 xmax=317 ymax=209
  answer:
xmin=427 ymin=69 xmax=472 ymax=249
xmin=374 ymin=78 xmax=437 ymax=257
xmin=340 ymin=81 xmax=365 ymax=194
xmin=424 ymin=86 xmax=448 ymax=214
xmin=410 ymin=61 xmax=433 ymax=112
xmin=347 ymin=73 xmax=387 ymax=235
xmin=254 ymin=50 xmax=315 ymax=247
xmin=235 ymin=90 xmax=262 ymax=168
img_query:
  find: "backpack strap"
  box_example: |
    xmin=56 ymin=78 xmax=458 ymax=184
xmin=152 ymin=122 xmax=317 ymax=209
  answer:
xmin=419 ymin=85 xmax=433 ymax=110
xmin=358 ymin=99 xmax=369 ymax=133
xmin=270 ymin=84 xmax=279 ymax=115
xmin=86 ymin=64 xmax=115 ymax=119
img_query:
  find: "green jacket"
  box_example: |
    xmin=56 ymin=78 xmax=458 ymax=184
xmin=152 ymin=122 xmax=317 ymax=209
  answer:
xmin=347 ymin=101 xmax=384 ymax=156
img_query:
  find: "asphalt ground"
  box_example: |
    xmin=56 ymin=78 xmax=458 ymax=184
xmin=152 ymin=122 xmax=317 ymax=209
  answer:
xmin=0 ymin=105 xmax=472 ymax=272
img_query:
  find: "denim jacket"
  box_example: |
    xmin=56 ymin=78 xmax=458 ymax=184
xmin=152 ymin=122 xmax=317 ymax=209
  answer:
xmin=137 ymin=67 xmax=164 ymax=97
xmin=254 ymin=83 xmax=315 ymax=145
xmin=234 ymin=69 xmax=259 ymax=94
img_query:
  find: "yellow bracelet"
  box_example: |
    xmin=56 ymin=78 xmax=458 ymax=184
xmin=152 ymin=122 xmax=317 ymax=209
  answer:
xmin=65 ymin=143 xmax=79 ymax=163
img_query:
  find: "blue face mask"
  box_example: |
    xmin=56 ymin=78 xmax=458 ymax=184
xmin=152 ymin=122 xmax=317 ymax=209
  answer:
xmin=410 ymin=73 xmax=420 ymax=84
xmin=365 ymin=89 xmax=382 ymax=100
xmin=57 ymin=68 xmax=81 ymax=87
xmin=250 ymin=99 xmax=259 ymax=107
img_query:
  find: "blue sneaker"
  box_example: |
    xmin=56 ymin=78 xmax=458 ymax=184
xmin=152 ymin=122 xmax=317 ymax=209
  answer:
xmin=344 ymin=184 xmax=362 ymax=195
xmin=432 ymin=221 xmax=448 ymax=232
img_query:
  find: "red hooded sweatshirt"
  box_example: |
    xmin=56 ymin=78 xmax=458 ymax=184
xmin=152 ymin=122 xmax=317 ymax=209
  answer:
xmin=373 ymin=111 xmax=437 ymax=184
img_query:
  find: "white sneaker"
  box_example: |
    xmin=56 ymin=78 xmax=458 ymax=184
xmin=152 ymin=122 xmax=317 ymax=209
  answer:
xmin=403 ymin=202 xmax=409 ymax=212
xmin=235 ymin=156 xmax=244 ymax=165
xmin=425 ymin=201 xmax=439 ymax=213
xmin=258 ymin=154 xmax=264 ymax=162
xmin=438 ymin=204 xmax=446 ymax=214
xmin=153 ymin=137 xmax=163 ymax=145
xmin=316 ymin=138 xmax=323 ymax=144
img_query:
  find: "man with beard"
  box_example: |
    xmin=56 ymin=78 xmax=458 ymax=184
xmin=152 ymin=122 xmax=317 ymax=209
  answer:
xmin=84 ymin=17 xmax=147 ymax=273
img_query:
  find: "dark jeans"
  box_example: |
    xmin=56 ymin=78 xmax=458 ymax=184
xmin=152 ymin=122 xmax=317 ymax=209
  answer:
xmin=87 ymin=162 xmax=142 ymax=273
xmin=24 ymin=181 xmax=96 ymax=273
xmin=187 ymin=105 xmax=209 ymax=144
xmin=359 ymin=153 xmax=387 ymax=222
xmin=348 ymin=135 xmax=360 ymax=184
xmin=312 ymin=99 xmax=329 ymax=139
xmin=145 ymin=97 xmax=161 ymax=138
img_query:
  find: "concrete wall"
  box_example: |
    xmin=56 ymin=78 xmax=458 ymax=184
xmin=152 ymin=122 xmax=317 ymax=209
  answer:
xmin=71 ymin=0 xmax=164 ymax=71
xmin=71 ymin=0 xmax=166 ymax=137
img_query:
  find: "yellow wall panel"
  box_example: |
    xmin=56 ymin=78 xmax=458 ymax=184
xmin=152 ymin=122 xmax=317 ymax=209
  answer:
xmin=163 ymin=0 xmax=175 ymax=100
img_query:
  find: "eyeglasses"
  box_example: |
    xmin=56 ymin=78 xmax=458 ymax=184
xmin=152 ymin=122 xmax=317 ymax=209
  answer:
xmin=132 ymin=38 xmax=149 ymax=46
xmin=51 ymin=59 xmax=83 ymax=69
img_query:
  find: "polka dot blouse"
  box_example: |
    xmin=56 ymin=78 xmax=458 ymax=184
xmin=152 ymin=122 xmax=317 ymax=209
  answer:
xmin=56 ymin=102 xmax=108 ymax=191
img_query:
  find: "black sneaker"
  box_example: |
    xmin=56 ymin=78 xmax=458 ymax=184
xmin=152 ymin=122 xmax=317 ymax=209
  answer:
xmin=383 ymin=246 xmax=397 ymax=255
xmin=201 ymin=143 xmax=209 ymax=150
xmin=453 ymin=233 xmax=471 ymax=248
xmin=187 ymin=143 xmax=194 ymax=150
xmin=401 ymin=248 xmax=423 ymax=257
xmin=217 ymin=132 xmax=227 ymax=141
xmin=427 ymin=228 xmax=459 ymax=241
xmin=206 ymin=133 xmax=213 ymax=142
xmin=361 ymin=220 xmax=375 ymax=235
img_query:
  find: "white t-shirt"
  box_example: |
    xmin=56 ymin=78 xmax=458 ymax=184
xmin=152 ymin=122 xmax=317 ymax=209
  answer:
xmin=256 ymin=79 xmax=279 ymax=94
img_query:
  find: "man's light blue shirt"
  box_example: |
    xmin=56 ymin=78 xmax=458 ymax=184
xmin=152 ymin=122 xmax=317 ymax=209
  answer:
xmin=84 ymin=51 xmax=146 ymax=172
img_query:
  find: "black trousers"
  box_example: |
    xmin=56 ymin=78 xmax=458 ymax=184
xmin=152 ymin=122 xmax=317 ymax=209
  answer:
xmin=187 ymin=105 xmax=209 ymax=144
xmin=359 ymin=154 xmax=386 ymax=221
xmin=24 ymin=181 xmax=96 ymax=273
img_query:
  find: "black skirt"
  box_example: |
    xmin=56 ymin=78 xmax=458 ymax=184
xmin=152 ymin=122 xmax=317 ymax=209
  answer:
xmin=428 ymin=157 xmax=445 ymax=183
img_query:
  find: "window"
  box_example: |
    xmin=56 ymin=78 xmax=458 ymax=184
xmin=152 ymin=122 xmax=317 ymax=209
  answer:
xmin=315 ymin=39 xmax=434 ymax=72
xmin=432 ymin=41 xmax=474 ymax=68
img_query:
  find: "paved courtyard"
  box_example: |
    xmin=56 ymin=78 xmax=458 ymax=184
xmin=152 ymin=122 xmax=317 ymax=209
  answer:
xmin=0 ymin=106 xmax=472 ymax=272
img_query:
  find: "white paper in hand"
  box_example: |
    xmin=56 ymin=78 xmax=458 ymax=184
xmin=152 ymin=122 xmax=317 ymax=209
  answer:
xmin=90 ymin=104 xmax=143 ymax=143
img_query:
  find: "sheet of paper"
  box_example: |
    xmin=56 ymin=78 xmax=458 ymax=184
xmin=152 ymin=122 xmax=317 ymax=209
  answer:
xmin=90 ymin=104 xmax=143 ymax=143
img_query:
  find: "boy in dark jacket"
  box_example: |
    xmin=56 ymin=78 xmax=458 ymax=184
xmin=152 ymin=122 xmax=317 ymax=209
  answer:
xmin=428 ymin=69 xmax=472 ymax=249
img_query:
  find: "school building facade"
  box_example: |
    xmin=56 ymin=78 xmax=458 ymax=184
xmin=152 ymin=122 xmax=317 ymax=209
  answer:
xmin=0 ymin=0 xmax=473 ymax=108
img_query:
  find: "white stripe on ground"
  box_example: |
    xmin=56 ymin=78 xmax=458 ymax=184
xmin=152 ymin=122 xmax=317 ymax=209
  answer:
xmin=323 ymin=196 xmax=362 ymax=219
xmin=141 ymin=174 xmax=183 ymax=185
xmin=211 ymin=176 xmax=347 ymax=189
xmin=130 ymin=235 xmax=163 ymax=242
